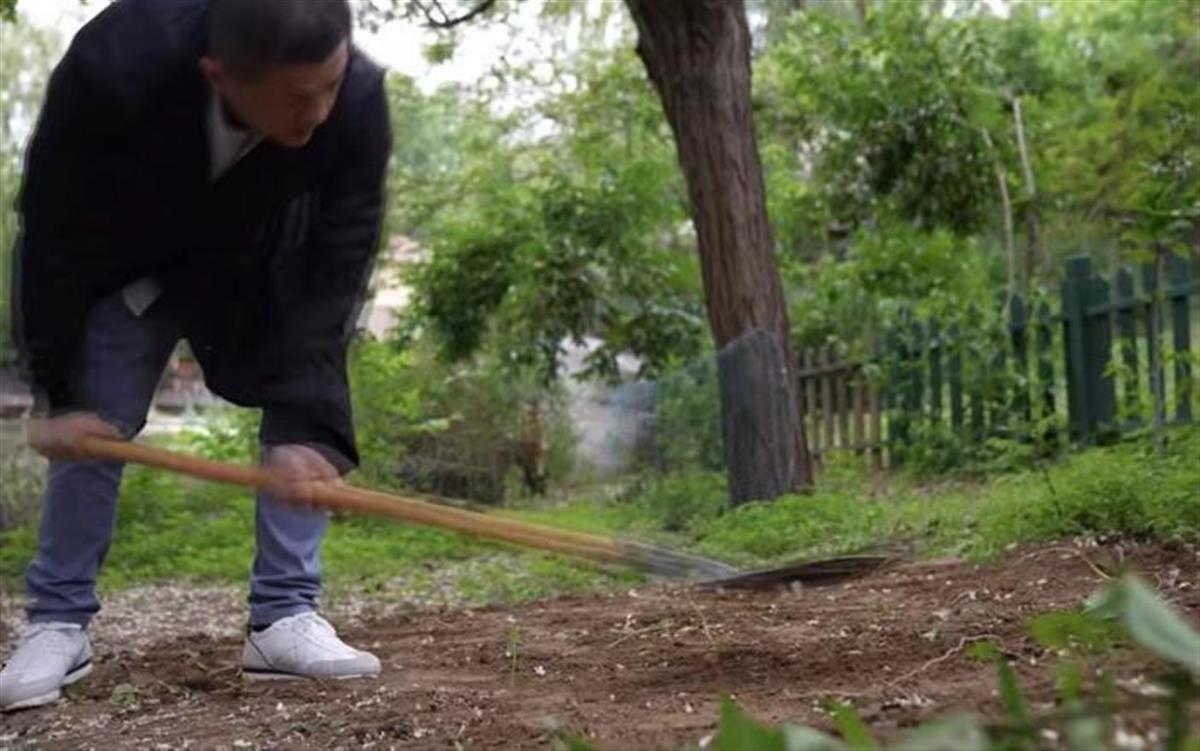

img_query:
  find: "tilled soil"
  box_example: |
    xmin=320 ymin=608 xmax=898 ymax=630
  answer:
xmin=1 ymin=541 xmax=1196 ymax=750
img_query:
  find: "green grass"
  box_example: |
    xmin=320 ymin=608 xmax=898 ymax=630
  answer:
xmin=517 ymin=424 xmax=1200 ymax=569
xmin=1 ymin=426 xmax=1196 ymax=603
xmin=0 ymin=459 xmax=632 ymax=602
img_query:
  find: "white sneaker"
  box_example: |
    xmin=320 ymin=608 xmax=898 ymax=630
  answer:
xmin=242 ymin=612 xmax=380 ymax=681
xmin=0 ymin=622 xmax=94 ymax=712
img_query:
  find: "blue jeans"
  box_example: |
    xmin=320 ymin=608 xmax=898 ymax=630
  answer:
xmin=25 ymin=292 xmax=329 ymax=628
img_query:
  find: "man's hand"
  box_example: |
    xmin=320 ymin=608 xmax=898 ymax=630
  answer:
xmin=262 ymin=444 xmax=341 ymax=507
xmin=26 ymin=412 xmax=123 ymax=460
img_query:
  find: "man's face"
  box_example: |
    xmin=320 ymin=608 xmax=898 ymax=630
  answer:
xmin=201 ymin=41 xmax=349 ymax=148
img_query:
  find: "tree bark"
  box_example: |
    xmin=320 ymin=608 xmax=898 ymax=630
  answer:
xmin=624 ymin=0 xmax=813 ymax=501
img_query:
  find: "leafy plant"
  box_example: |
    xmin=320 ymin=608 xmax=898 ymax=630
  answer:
xmin=711 ymin=700 xmax=844 ymax=751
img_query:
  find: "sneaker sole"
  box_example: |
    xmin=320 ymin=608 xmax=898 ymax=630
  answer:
xmin=0 ymin=661 xmax=93 ymax=713
xmin=242 ymin=668 xmax=379 ymax=682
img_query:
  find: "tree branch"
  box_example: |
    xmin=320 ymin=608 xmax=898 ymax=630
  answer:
xmin=420 ymin=0 xmax=497 ymax=29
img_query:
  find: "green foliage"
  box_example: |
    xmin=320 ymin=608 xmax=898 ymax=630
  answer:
xmin=893 ymin=715 xmax=987 ymax=751
xmin=353 ymin=0 xmax=1200 ymax=429
xmin=694 ymin=490 xmax=882 ymax=567
xmin=7 ymin=423 xmax=1192 ymax=596
xmin=348 ymin=336 xmax=573 ymax=502
xmin=452 ymin=553 xmax=634 ymax=604
xmin=392 ymin=47 xmax=704 ymax=384
xmin=1089 ymin=575 xmax=1200 ymax=673
xmin=175 ymin=408 xmax=261 ymax=463
xmin=978 ymin=429 xmax=1200 ymax=551
xmin=0 ymin=457 xmax=630 ymax=599
xmin=0 ymin=13 xmax=62 ymax=364
xmin=711 ymin=699 xmax=845 ymax=751
xmin=787 ymin=222 xmax=998 ymax=354
xmin=1028 ymin=609 xmax=1125 ymax=655
xmin=1034 ymin=0 xmax=1200 ymax=258
xmin=995 ymin=657 xmax=1033 ymax=750
xmin=550 ymin=733 xmax=599 ymax=751
xmin=634 ymin=470 xmax=727 ymax=535
xmin=757 ymin=0 xmax=1200 ymax=262
xmin=828 ymin=702 xmax=878 ymax=751
xmin=521 ymin=425 xmax=1199 ymax=569
xmin=651 ymin=358 xmax=723 ymax=472
xmin=0 ymin=426 xmax=44 ymax=532
xmin=759 ymin=2 xmax=1000 ymax=244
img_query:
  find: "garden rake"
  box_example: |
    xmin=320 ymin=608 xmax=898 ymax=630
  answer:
xmin=78 ymin=437 xmax=893 ymax=590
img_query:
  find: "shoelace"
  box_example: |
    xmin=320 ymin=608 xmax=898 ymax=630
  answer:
xmin=288 ymin=613 xmax=337 ymax=640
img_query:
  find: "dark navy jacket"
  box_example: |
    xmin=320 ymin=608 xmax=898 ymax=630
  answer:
xmin=13 ymin=0 xmax=391 ymax=466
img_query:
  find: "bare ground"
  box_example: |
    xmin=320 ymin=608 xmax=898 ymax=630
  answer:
xmin=1 ymin=541 xmax=1197 ymax=750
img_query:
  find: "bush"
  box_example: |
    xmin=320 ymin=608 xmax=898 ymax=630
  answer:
xmin=694 ymin=491 xmax=885 ymax=566
xmin=175 ymin=407 xmax=261 ymax=463
xmin=786 ymin=221 xmax=998 ymax=357
xmin=168 ymin=337 xmax=576 ymax=505
xmin=551 ymin=425 xmax=1200 ymax=568
xmin=977 ymin=429 xmax=1200 ymax=551
xmin=651 ymin=358 xmax=723 ymax=473
xmin=898 ymin=425 xmax=1045 ymax=478
xmin=349 ymin=337 xmax=575 ymax=503
xmin=0 ymin=424 xmax=45 ymax=532
xmin=635 ymin=470 xmax=727 ymax=534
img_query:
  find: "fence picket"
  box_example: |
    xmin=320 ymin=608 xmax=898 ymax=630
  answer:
xmin=778 ymin=256 xmax=1194 ymax=472
xmin=822 ymin=345 xmax=836 ymax=458
xmin=1063 ymin=257 xmax=1091 ymax=439
xmin=836 ymin=354 xmax=851 ymax=450
xmin=884 ymin=323 xmax=907 ymax=463
xmin=1036 ymin=300 xmax=1055 ymax=425
xmin=1169 ymin=254 xmax=1193 ymax=423
xmin=1115 ymin=268 xmax=1140 ymax=427
xmin=1085 ymin=267 xmax=1117 ymax=435
xmin=852 ymin=369 xmax=865 ymax=453
xmin=929 ymin=317 xmax=944 ymax=423
xmin=802 ymin=349 xmax=820 ymax=460
xmin=1142 ymin=262 xmax=1167 ymax=430
xmin=909 ymin=317 xmax=925 ymax=422
xmin=1010 ymin=294 xmax=1030 ymax=424
xmin=869 ymin=379 xmax=883 ymax=468
xmin=967 ymin=307 xmax=985 ymax=440
xmin=949 ymin=321 xmax=964 ymax=433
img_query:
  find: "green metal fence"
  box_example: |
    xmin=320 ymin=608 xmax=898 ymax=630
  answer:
xmin=798 ymin=253 xmax=1200 ymax=466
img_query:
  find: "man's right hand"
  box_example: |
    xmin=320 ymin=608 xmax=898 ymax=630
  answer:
xmin=26 ymin=412 xmax=123 ymax=460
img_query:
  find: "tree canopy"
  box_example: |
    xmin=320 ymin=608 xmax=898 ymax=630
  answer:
xmin=2 ymin=0 xmax=1196 ymax=374
xmin=382 ymin=0 xmax=1197 ymax=370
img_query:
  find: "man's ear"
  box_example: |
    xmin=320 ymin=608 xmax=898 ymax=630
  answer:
xmin=199 ymin=56 xmax=223 ymax=87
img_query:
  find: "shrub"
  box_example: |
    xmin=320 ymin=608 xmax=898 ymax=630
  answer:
xmin=651 ymin=357 xmax=723 ymax=473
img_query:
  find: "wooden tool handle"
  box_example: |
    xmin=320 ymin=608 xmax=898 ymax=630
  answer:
xmin=81 ymin=436 xmax=273 ymax=489
xmin=78 ymin=436 xmax=629 ymax=565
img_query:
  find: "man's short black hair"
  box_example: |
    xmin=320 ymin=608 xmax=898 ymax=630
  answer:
xmin=209 ymin=0 xmax=352 ymax=77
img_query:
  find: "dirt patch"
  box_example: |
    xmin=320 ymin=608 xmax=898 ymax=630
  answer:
xmin=2 ymin=541 xmax=1197 ymax=750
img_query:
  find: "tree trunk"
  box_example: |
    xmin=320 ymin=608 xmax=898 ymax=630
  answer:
xmin=1012 ymin=96 xmax=1041 ymax=293
xmin=981 ymin=127 xmax=1017 ymax=308
xmin=624 ymin=0 xmax=814 ymax=501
